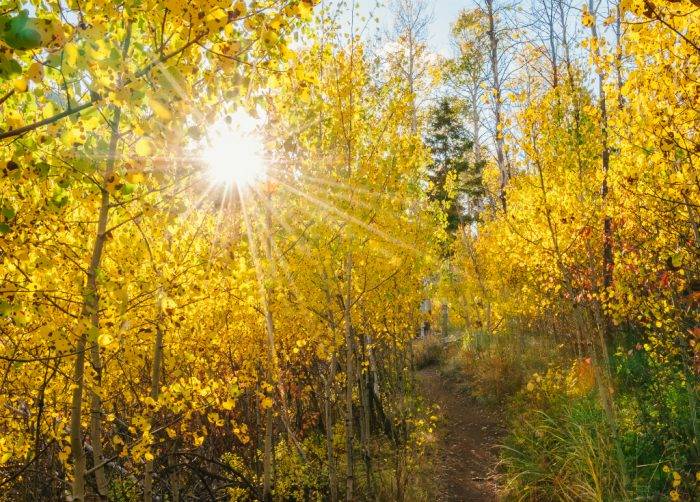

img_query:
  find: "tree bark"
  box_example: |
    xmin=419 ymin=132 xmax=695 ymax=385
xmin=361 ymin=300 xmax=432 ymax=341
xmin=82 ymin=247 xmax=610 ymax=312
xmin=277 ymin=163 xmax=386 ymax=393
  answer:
xmin=343 ymin=254 xmax=355 ymax=502
xmin=143 ymin=325 xmax=164 ymax=502
xmin=324 ymin=354 xmax=339 ymax=502
xmin=358 ymin=332 xmax=373 ymax=497
xmin=588 ymin=0 xmax=614 ymax=336
xmin=69 ymin=108 xmax=123 ymax=502
xmin=485 ymin=0 xmax=509 ymax=211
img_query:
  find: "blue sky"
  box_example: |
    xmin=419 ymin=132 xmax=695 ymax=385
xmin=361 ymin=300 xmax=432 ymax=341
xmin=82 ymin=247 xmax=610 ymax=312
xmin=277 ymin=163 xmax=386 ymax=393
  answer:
xmin=422 ymin=1 xmax=467 ymax=53
xmin=354 ymin=0 xmax=467 ymax=55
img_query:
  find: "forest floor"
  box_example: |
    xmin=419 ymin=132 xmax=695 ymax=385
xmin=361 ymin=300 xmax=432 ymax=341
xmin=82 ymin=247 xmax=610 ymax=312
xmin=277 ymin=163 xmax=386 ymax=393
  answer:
xmin=417 ymin=366 xmax=506 ymax=501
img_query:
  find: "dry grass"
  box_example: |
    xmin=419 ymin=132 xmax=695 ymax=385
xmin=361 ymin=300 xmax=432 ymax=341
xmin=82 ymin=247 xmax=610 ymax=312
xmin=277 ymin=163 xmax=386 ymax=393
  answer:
xmin=413 ymin=335 xmax=444 ymax=369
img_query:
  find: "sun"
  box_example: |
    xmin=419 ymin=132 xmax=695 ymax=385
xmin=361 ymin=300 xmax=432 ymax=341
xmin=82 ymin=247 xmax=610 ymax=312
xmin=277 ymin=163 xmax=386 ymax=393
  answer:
xmin=203 ymin=111 xmax=267 ymax=188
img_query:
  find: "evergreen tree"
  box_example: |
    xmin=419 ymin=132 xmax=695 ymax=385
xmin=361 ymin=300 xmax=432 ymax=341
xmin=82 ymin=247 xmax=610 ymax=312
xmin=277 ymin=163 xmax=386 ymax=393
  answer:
xmin=425 ymin=97 xmax=484 ymax=233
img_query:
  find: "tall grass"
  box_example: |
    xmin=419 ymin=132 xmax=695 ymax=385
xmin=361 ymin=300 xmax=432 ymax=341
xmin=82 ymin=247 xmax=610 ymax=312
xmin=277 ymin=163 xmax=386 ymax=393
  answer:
xmin=439 ymin=331 xmax=558 ymax=402
xmin=501 ymin=401 xmax=627 ymax=501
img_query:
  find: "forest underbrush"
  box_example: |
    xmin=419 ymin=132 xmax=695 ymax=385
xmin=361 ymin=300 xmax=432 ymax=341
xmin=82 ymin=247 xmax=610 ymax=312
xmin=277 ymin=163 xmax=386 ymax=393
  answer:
xmin=447 ymin=329 xmax=699 ymax=501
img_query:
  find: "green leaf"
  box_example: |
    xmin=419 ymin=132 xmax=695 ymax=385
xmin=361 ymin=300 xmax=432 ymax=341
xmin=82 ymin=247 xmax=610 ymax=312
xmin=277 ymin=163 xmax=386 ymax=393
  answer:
xmin=0 ymin=54 xmax=21 ymax=80
xmin=57 ymin=176 xmax=73 ymax=189
xmin=0 ymin=222 xmax=11 ymax=234
xmin=121 ymin=183 xmax=136 ymax=195
xmin=49 ymin=189 xmax=69 ymax=209
xmin=33 ymin=161 xmax=51 ymax=177
xmin=1 ymin=206 xmax=16 ymax=220
xmin=1 ymin=13 xmax=44 ymax=50
xmin=670 ymin=253 xmax=682 ymax=269
xmin=0 ymin=300 xmax=11 ymax=316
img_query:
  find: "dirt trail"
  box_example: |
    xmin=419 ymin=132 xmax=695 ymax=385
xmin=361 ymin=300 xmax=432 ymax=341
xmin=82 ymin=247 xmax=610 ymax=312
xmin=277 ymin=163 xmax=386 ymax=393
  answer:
xmin=418 ymin=367 xmax=505 ymax=501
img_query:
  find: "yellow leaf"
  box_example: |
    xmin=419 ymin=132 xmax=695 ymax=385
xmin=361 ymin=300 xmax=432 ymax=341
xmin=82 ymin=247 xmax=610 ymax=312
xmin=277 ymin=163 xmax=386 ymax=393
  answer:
xmin=64 ymin=43 xmax=79 ymax=67
xmin=58 ymin=446 xmax=71 ymax=463
xmin=149 ymin=97 xmax=173 ymax=121
xmin=125 ymin=171 xmax=146 ymax=184
xmin=61 ymin=128 xmax=82 ymax=147
xmin=27 ymin=62 xmax=43 ymax=82
xmin=42 ymin=101 xmax=56 ymax=120
xmin=97 ymin=333 xmax=114 ymax=347
xmin=231 ymin=0 xmax=247 ymax=18
xmin=5 ymin=110 xmax=23 ymax=129
xmin=135 ymin=138 xmax=154 ymax=157
xmin=13 ymin=78 xmax=28 ymax=92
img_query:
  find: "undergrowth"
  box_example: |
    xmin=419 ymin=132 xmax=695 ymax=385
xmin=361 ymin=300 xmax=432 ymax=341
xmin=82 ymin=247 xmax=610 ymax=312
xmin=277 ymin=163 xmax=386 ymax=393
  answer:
xmin=444 ymin=330 xmax=699 ymax=501
xmin=413 ymin=334 xmax=444 ymax=369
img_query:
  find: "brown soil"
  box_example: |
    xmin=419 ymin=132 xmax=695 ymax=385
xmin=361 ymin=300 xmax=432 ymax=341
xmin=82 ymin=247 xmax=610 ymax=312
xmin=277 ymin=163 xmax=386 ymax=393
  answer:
xmin=418 ymin=366 xmax=506 ymax=501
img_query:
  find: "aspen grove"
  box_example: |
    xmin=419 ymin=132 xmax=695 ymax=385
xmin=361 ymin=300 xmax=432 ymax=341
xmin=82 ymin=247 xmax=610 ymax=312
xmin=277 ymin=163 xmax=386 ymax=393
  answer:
xmin=0 ymin=0 xmax=698 ymax=500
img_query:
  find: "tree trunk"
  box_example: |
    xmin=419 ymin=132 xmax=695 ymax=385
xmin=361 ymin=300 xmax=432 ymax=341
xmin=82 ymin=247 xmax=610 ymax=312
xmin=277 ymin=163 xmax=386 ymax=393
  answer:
xmin=324 ymin=355 xmax=339 ymax=502
xmin=263 ymin=405 xmax=273 ymax=501
xmin=588 ymin=0 xmax=614 ymax=338
xmin=486 ymin=0 xmax=508 ymax=211
xmin=69 ymin=333 xmax=88 ymax=501
xmin=69 ymin=25 xmax=132 ymax=501
xmin=263 ymin=199 xmax=278 ymax=502
xmin=343 ymin=254 xmax=355 ymax=502
xmin=358 ymin=333 xmax=373 ymax=498
xmin=143 ymin=325 xmax=164 ymax=502
xmin=470 ymin=80 xmax=481 ymax=166
xmin=69 ymin=109 xmax=122 ymax=502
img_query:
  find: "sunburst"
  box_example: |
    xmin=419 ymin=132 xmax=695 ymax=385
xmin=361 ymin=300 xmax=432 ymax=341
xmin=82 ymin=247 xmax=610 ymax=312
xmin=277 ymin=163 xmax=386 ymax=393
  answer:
xmin=203 ymin=111 xmax=267 ymax=189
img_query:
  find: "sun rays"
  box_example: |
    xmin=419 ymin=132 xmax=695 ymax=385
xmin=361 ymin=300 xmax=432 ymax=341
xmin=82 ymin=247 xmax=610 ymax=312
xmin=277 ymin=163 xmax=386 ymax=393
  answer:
xmin=193 ymin=121 xmax=421 ymax=268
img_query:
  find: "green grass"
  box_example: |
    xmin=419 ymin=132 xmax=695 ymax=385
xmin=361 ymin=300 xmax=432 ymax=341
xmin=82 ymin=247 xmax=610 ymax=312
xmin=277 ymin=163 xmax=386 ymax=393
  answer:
xmin=501 ymin=400 xmax=627 ymax=502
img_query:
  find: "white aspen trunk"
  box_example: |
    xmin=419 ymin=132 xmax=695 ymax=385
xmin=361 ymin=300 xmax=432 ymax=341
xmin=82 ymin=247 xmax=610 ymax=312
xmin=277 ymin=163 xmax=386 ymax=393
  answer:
xmin=485 ymin=0 xmax=508 ymax=211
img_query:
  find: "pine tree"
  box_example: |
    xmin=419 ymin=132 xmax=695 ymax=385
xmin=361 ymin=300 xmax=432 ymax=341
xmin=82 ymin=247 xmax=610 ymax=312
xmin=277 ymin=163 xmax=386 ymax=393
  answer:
xmin=425 ymin=97 xmax=483 ymax=234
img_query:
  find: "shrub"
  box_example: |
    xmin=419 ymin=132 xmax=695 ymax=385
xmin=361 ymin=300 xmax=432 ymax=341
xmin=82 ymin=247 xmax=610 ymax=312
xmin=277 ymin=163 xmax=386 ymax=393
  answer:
xmin=440 ymin=330 xmax=566 ymax=403
xmin=413 ymin=335 xmax=444 ymax=369
xmin=502 ymin=353 xmax=700 ymax=501
xmin=225 ymin=435 xmax=329 ymax=501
